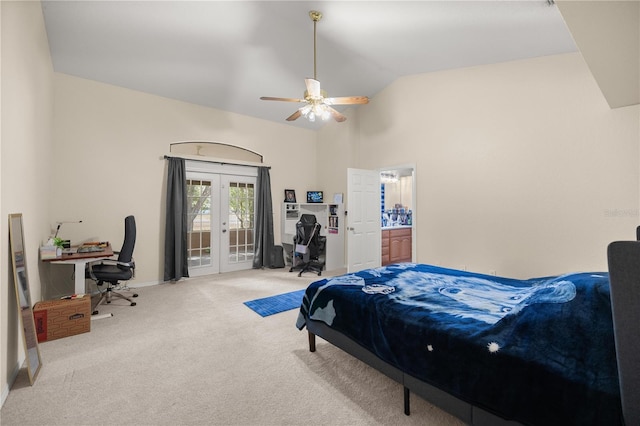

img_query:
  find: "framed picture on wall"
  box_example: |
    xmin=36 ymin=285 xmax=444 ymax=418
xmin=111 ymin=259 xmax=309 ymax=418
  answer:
xmin=284 ymin=189 xmax=296 ymax=203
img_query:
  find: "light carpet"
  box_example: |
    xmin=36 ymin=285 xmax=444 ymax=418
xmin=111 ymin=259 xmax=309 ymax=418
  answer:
xmin=1 ymin=267 xmax=464 ymax=426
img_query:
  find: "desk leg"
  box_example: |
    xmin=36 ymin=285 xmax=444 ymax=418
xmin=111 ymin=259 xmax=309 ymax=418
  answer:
xmin=74 ymin=262 xmax=87 ymax=295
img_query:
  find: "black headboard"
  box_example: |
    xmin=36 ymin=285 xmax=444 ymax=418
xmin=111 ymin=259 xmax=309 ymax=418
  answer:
xmin=606 ymin=241 xmax=640 ymax=425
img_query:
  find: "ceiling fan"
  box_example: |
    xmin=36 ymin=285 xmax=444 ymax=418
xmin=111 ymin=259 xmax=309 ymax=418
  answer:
xmin=260 ymin=10 xmax=369 ymax=123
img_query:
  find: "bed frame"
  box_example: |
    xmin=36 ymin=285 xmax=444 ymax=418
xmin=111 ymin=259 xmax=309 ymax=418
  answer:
xmin=302 ymin=242 xmax=639 ymax=426
xmin=306 ymin=321 xmax=521 ymax=425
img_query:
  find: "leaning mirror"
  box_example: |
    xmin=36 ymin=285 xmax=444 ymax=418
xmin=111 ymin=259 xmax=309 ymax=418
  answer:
xmin=9 ymin=213 xmax=42 ymax=384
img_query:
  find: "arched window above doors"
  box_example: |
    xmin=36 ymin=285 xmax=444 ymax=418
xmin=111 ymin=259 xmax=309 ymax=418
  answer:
xmin=169 ymin=141 xmax=263 ymax=164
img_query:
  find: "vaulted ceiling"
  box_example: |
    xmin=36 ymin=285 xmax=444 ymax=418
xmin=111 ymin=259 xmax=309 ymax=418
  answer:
xmin=41 ymin=1 xmax=637 ymax=130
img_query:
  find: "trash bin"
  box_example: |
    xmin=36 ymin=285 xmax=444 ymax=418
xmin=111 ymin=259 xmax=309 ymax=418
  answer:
xmin=270 ymin=245 xmax=285 ymax=268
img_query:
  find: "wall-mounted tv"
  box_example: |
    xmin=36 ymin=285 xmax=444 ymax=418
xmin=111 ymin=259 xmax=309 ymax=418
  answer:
xmin=306 ymin=191 xmax=324 ymax=203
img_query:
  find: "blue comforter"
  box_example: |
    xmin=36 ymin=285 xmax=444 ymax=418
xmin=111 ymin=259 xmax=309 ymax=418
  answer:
xmin=296 ymin=263 xmax=622 ymax=425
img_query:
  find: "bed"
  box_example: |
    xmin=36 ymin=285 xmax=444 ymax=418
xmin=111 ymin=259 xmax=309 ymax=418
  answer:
xmin=296 ymin=254 xmax=638 ymax=426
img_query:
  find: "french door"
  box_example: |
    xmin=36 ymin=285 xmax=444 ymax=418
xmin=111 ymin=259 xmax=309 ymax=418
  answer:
xmin=220 ymin=175 xmax=256 ymax=273
xmin=187 ymin=174 xmax=219 ymax=276
xmin=186 ymin=163 xmax=256 ymax=276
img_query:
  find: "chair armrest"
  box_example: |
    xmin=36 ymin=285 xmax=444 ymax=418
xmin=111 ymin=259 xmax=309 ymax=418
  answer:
xmin=115 ymin=260 xmax=135 ymax=269
xmin=86 ymin=258 xmax=136 ymax=280
xmin=88 ymin=257 xmax=134 ymax=267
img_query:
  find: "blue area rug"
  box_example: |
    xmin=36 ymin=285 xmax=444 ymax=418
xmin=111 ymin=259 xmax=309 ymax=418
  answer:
xmin=244 ymin=289 xmax=306 ymax=317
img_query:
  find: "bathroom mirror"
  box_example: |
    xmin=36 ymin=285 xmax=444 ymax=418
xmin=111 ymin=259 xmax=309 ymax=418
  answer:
xmin=9 ymin=213 xmax=42 ymax=385
xmin=381 ymin=168 xmax=413 ymax=212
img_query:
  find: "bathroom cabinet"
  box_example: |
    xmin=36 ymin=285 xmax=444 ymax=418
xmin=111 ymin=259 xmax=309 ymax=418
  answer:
xmin=381 ymin=227 xmax=411 ymax=265
xmin=381 ymin=230 xmax=390 ymax=265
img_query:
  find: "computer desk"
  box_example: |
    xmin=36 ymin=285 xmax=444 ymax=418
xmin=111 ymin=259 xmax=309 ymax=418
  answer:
xmin=43 ymin=244 xmax=114 ymax=295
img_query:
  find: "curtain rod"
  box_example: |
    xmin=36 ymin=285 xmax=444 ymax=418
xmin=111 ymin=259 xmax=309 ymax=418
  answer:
xmin=162 ymin=154 xmax=270 ymax=169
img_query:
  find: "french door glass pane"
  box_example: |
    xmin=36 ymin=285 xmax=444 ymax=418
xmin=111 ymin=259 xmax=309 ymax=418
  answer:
xmin=187 ymin=179 xmax=212 ymax=268
xmin=228 ymin=181 xmax=254 ymax=263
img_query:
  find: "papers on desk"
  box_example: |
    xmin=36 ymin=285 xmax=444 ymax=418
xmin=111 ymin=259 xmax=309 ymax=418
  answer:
xmin=77 ymin=244 xmax=106 ymax=253
xmin=82 ymin=241 xmax=109 ymax=248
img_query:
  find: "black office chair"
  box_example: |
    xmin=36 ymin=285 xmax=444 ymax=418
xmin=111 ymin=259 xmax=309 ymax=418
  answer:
xmin=607 ymin=241 xmax=640 ymax=425
xmin=86 ymin=215 xmax=138 ymax=315
xmin=290 ymin=214 xmax=326 ymax=276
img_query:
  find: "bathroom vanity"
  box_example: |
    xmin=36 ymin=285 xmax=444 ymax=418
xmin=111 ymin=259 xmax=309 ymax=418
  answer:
xmin=381 ymin=226 xmax=412 ymax=266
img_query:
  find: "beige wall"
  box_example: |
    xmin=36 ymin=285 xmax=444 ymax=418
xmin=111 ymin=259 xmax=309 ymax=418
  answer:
xmin=1 ymin=0 xmax=54 ymax=404
xmin=316 ymin=109 xmax=359 ymax=199
xmin=51 ymin=73 xmax=317 ymax=286
xmin=318 ymin=53 xmax=640 ymax=278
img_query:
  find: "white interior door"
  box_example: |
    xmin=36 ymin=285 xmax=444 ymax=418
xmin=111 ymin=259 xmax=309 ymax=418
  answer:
xmin=347 ymin=168 xmax=381 ymax=272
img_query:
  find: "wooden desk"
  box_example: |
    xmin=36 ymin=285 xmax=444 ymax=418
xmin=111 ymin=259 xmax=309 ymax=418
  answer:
xmin=43 ymin=244 xmax=114 ymax=295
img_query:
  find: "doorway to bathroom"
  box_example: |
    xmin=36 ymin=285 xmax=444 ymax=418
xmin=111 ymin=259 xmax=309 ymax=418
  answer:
xmin=380 ymin=165 xmax=415 ymax=266
xmin=345 ymin=165 xmax=416 ymax=273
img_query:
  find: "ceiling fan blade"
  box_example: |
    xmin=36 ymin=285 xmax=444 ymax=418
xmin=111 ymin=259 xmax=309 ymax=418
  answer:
xmin=305 ymin=78 xmax=321 ymax=98
xmin=325 ymin=96 xmax=369 ymax=105
xmin=260 ymin=96 xmax=304 ymax=102
xmin=286 ymin=110 xmax=302 ymax=121
xmin=327 ymin=107 xmax=347 ymax=122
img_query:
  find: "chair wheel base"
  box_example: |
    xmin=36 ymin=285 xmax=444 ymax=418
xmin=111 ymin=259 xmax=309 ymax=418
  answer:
xmin=92 ymin=310 xmax=99 ymax=315
xmin=131 ymin=302 xmax=136 ymax=306
xmin=133 ymin=293 xmax=138 ymax=298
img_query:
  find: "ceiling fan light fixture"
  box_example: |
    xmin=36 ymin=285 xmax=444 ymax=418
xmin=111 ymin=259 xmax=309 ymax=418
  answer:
xmin=381 ymin=172 xmax=399 ymax=184
xmin=299 ymin=101 xmax=331 ymax=122
xmin=260 ymin=10 xmax=369 ymax=123
xmin=300 ymin=104 xmax=312 ymax=116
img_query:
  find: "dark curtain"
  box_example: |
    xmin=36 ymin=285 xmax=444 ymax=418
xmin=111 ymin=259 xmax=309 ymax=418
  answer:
xmin=164 ymin=157 xmax=189 ymax=281
xmin=252 ymin=166 xmax=275 ymax=268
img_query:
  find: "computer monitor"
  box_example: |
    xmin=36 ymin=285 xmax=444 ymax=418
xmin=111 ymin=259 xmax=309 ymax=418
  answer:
xmin=306 ymin=191 xmax=323 ymax=203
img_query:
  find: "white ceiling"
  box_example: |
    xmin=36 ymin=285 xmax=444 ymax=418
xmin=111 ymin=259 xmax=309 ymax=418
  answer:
xmin=41 ymin=1 xmax=578 ymax=130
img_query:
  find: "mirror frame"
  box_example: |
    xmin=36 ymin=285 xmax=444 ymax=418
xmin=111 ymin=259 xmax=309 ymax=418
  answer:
xmin=9 ymin=213 xmax=42 ymax=385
